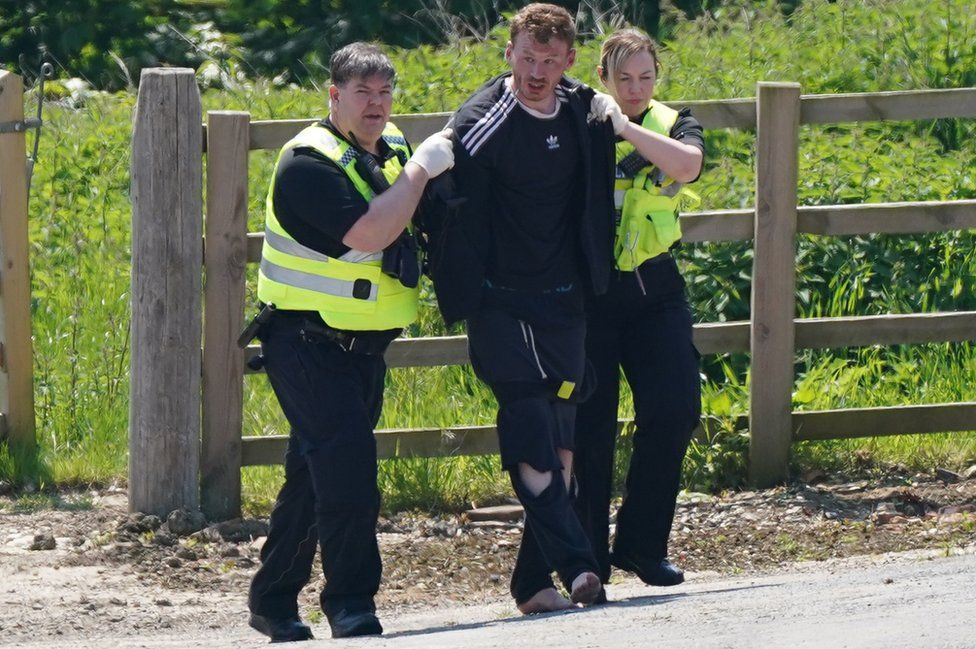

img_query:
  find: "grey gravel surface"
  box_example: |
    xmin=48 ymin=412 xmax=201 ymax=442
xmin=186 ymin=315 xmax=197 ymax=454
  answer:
xmin=6 ymin=546 xmax=974 ymax=649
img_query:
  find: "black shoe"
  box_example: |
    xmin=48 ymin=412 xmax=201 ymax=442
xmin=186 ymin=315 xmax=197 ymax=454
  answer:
xmin=611 ymin=553 xmax=685 ymax=587
xmin=328 ymin=609 xmax=383 ymax=639
xmin=248 ymin=613 xmax=314 ymax=643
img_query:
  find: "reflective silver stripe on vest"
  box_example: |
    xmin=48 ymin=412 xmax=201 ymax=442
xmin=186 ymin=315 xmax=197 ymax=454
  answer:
xmin=659 ymin=182 xmax=684 ymax=198
xmin=260 ymin=258 xmax=378 ymax=302
xmin=265 ymin=227 xmax=383 ymax=264
xmin=339 ymin=249 xmax=384 ymax=263
xmin=614 ymin=189 xmax=626 ymax=211
xmin=264 ymin=227 xmax=333 ymax=263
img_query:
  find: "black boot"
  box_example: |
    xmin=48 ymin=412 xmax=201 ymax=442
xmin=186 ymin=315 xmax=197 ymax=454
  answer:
xmin=328 ymin=609 xmax=383 ymax=638
xmin=248 ymin=613 xmax=314 ymax=643
xmin=611 ymin=552 xmax=685 ymax=586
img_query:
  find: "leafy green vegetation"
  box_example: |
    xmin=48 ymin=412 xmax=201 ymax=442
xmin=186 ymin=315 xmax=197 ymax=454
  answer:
xmin=3 ymin=0 xmax=659 ymax=90
xmin=4 ymin=0 xmax=976 ymax=514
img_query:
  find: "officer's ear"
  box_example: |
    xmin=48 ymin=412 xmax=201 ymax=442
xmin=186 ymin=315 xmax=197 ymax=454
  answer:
xmin=329 ymin=84 xmax=340 ymax=104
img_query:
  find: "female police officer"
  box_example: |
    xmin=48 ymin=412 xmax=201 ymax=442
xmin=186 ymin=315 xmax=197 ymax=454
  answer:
xmin=579 ymin=28 xmax=705 ymax=595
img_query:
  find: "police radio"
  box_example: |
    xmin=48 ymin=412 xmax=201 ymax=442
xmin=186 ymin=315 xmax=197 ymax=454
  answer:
xmin=353 ymin=149 xmax=421 ymax=289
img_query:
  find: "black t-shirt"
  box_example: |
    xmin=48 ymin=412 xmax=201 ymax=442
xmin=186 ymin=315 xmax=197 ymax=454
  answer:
xmin=272 ymin=120 xmax=399 ymax=258
xmin=665 ymin=108 xmax=706 ymax=156
xmin=482 ymin=102 xmax=583 ymax=291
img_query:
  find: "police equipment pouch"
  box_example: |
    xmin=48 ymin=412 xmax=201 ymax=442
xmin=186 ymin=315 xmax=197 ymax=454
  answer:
xmin=381 ymin=231 xmax=421 ymax=288
xmin=237 ymin=303 xmax=276 ymax=349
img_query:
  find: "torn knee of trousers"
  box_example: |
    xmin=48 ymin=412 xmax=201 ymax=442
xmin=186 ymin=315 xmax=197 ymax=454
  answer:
xmin=511 ymin=468 xmax=565 ymax=504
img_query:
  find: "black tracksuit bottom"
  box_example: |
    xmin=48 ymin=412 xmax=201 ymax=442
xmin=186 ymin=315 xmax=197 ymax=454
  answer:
xmin=467 ymin=285 xmax=599 ymax=604
xmin=574 ymin=256 xmax=702 ymax=582
xmin=248 ymin=314 xmax=386 ymax=620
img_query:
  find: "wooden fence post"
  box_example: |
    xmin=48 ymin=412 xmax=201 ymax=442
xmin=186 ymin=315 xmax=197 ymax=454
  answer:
xmin=749 ymin=82 xmax=800 ymax=487
xmin=129 ymin=69 xmax=202 ymax=516
xmin=0 ymin=70 xmax=36 ymax=451
xmin=201 ymin=111 xmax=249 ymax=520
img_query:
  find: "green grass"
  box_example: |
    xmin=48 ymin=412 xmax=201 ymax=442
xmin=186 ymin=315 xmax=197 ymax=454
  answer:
xmin=4 ymin=0 xmax=976 ymax=515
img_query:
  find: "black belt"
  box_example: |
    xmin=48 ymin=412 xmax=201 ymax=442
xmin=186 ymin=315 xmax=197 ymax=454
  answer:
xmin=297 ymin=319 xmax=399 ymax=355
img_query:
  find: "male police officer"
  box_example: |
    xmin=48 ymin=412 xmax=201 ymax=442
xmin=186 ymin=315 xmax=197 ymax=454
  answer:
xmin=424 ymin=4 xmax=615 ymax=614
xmin=246 ymin=42 xmax=452 ymax=642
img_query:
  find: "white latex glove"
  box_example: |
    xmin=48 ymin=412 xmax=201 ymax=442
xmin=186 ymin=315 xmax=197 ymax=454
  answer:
xmin=588 ymin=92 xmax=628 ymax=135
xmin=408 ymin=129 xmax=454 ymax=178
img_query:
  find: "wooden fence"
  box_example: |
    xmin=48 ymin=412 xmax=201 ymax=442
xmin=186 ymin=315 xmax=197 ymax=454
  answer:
xmin=0 ymin=70 xmax=36 ymax=454
xmin=129 ymin=68 xmax=976 ymax=518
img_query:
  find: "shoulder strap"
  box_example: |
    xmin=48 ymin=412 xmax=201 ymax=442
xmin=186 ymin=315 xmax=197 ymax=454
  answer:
xmin=641 ymin=100 xmax=679 ymax=135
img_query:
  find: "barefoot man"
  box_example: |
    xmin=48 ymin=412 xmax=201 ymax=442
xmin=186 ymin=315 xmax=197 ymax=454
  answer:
xmin=424 ymin=3 xmax=617 ymax=613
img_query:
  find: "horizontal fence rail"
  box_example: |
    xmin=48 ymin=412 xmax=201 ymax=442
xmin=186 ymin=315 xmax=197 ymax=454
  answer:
xmin=241 ymin=417 xmax=746 ymax=466
xmin=792 ymin=403 xmax=976 ymax=441
xmin=200 ymin=87 xmax=976 ymax=152
xmin=241 ymin=311 xmax=976 ymax=373
xmin=240 ymin=401 xmax=976 ymax=466
xmin=180 ymin=82 xmax=976 ymax=516
xmin=236 ymin=200 xmax=976 ymax=259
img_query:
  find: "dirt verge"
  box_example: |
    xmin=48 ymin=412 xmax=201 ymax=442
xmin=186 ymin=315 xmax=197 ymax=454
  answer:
xmin=1 ymin=470 xmax=974 ymax=644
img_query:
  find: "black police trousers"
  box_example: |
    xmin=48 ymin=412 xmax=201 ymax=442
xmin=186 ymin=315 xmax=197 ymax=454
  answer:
xmin=248 ymin=314 xmax=386 ymax=620
xmin=574 ymin=256 xmax=702 ymax=581
xmin=467 ymin=285 xmax=599 ymax=603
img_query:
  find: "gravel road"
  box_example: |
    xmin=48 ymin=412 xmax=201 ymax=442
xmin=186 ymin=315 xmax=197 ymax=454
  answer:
xmin=8 ymin=545 xmax=974 ymax=649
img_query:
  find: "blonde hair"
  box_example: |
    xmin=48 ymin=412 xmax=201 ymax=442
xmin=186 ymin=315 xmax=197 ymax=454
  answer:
xmin=599 ymin=28 xmax=660 ymax=86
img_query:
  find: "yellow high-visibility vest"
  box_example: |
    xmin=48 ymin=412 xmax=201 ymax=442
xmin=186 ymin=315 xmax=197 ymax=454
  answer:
xmin=257 ymin=122 xmax=419 ymax=330
xmin=614 ymin=100 xmax=700 ymax=271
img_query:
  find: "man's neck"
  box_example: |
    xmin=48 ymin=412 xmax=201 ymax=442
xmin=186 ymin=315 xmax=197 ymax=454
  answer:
xmin=327 ymin=116 xmax=381 ymax=155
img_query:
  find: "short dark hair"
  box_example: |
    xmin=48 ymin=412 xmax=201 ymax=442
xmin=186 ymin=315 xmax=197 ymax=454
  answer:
xmin=329 ymin=42 xmax=396 ymax=86
xmin=510 ymin=3 xmax=576 ymax=47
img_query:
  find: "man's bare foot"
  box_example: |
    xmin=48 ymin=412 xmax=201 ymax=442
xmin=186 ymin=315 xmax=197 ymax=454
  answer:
xmin=517 ymin=587 xmax=574 ymax=615
xmin=570 ymin=571 xmax=601 ymax=605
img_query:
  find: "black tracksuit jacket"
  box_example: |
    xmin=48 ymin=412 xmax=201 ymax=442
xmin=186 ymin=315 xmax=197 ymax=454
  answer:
xmin=422 ymin=73 xmax=616 ymax=326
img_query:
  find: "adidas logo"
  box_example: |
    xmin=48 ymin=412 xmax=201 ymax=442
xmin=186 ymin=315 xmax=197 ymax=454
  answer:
xmin=546 ymin=135 xmax=559 ymax=150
